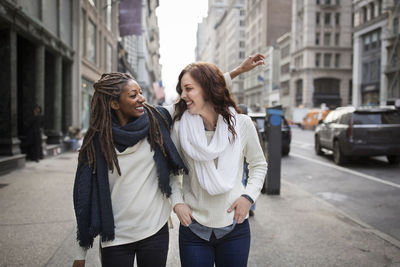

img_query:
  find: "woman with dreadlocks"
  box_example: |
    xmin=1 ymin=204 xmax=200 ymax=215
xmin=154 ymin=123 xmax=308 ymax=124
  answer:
xmin=72 ymin=72 xmax=187 ymax=267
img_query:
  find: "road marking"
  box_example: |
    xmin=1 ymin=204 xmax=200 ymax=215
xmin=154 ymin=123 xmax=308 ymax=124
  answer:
xmin=291 ymin=152 xmax=400 ymax=189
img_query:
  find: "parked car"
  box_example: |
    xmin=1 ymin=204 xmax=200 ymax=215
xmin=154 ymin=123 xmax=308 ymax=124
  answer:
xmin=249 ymin=113 xmax=291 ymax=156
xmin=301 ymin=108 xmax=330 ymax=130
xmin=314 ymin=106 xmax=400 ymax=165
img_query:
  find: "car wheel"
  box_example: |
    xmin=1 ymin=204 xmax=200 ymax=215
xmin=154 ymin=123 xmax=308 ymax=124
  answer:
xmin=315 ymin=135 xmax=323 ymax=156
xmin=333 ymin=140 xmax=347 ymax=165
xmin=387 ymin=155 xmax=400 ymax=164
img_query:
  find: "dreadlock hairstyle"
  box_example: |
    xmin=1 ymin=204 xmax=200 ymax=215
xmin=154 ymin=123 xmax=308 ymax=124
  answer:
xmin=78 ymin=72 xmax=169 ymax=175
xmin=173 ymin=62 xmax=240 ymax=141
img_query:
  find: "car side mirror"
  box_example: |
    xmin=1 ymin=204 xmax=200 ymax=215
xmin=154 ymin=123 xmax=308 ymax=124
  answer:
xmin=318 ymin=119 xmax=324 ymax=125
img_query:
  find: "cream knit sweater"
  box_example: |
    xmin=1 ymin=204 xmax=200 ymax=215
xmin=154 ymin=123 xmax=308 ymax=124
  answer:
xmin=166 ymin=106 xmax=268 ymax=228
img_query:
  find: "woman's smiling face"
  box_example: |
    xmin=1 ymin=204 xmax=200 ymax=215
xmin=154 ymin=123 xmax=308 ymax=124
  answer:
xmin=180 ymin=73 xmax=212 ymax=116
xmin=111 ymin=79 xmax=146 ymax=125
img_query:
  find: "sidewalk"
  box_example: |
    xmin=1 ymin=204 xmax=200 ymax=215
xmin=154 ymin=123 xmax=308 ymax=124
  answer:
xmin=0 ymin=152 xmax=399 ymax=267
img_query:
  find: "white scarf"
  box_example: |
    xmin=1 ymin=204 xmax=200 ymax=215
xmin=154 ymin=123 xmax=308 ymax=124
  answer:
xmin=179 ymin=107 xmax=241 ymax=195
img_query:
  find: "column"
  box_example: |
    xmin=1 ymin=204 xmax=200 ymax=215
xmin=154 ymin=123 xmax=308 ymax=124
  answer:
xmin=380 ymin=27 xmax=388 ymax=105
xmin=352 ymin=34 xmax=362 ymax=107
xmin=46 ymin=55 xmax=63 ymax=144
xmin=35 ymin=45 xmax=45 ymax=111
xmin=0 ymin=29 xmax=20 ymax=156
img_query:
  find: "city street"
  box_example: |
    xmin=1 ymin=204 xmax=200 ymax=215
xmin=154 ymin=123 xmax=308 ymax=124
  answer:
xmin=285 ymin=127 xmax=400 ymax=243
xmin=1 ymin=131 xmax=400 ymax=266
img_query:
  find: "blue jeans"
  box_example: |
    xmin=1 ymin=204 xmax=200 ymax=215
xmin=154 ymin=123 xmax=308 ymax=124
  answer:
xmin=101 ymin=223 xmax=169 ymax=267
xmin=179 ymin=219 xmax=251 ymax=267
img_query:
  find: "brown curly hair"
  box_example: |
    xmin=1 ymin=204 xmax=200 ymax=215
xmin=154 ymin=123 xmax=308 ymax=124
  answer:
xmin=173 ymin=62 xmax=239 ymax=140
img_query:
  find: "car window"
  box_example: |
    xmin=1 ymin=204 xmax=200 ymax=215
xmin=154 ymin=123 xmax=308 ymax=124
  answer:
xmin=353 ymin=111 xmax=400 ymax=125
xmin=339 ymin=113 xmax=351 ymax=125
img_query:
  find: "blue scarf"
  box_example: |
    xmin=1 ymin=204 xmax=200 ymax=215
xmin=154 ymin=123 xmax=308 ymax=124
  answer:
xmin=73 ymin=106 xmax=187 ymax=249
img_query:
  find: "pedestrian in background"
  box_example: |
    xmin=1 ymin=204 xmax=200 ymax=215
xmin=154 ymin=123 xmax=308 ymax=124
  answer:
xmin=23 ymin=105 xmax=43 ymax=162
xmin=72 ymin=72 xmax=187 ymax=267
xmin=171 ymin=62 xmax=267 ymax=267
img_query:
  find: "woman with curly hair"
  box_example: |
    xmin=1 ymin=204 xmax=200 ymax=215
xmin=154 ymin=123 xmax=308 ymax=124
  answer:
xmin=170 ymin=62 xmax=267 ymax=267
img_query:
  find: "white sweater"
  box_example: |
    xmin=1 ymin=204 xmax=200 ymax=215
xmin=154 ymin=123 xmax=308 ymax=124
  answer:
xmin=74 ymin=138 xmax=171 ymax=259
xmin=166 ymin=105 xmax=268 ymax=228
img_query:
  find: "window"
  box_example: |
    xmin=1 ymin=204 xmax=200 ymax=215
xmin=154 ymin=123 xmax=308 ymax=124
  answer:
xmin=378 ymin=0 xmax=382 ymax=15
xmin=239 ymin=20 xmax=245 ymax=26
xmin=239 ymin=41 xmax=245 ymax=48
xmin=363 ymin=35 xmax=370 ymax=51
xmin=87 ymin=19 xmax=96 ymax=63
xmin=324 ymin=53 xmax=332 ymax=67
xmin=281 ymin=45 xmax=290 ymax=58
xmin=336 ymin=0 xmax=340 ymax=5
xmin=316 ymin=12 xmax=320 ymax=25
xmin=316 ymin=53 xmax=321 ymax=67
xmin=335 ymin=33 xmax=340 ymax=46
xmin=394 ymin=17 xmax=399 ymax=36
xmin=362 ymin=63 xmax=369 ymax=81
xmin=370 ymin=3 xmax=375 ymax=19
xmin=240 ymin=10 xmax=245 ymax=16
xmin=335 ymin=13 xmax=340 ymax=25
xmin=335 ymin=53 xmax=340 ymax=68
xmin=363 ymin=7 xmax=368 ymax=23
xmin=370 ymin=60 xmax=377 ymax=81
xmin=325 ymin=13 xmax=331 ymax=25
xmin=281 ymin=63 xmax=290 ymax=74
xmin=316 ymin=32 xmax=320 ymax=45
xmin=316 ymin=0 xmax=320 ymax=4
xmin=371 ymin=31 xmax=378 ymax=49
xmin=324 ymin=32 xmax=331 ymax=46
xmin=239 ymin=51 xmax=245 ymax=59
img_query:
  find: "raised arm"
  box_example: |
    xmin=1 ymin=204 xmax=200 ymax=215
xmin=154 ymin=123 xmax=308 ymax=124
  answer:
xmin=229 ymin=53 xmax=265 ymax=80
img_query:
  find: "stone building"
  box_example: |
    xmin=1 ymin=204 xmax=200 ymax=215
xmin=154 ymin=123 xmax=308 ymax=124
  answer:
xmin=290 ymin=0 xmax=353 ymax=110
xmin=80 ymin=0 xmax=119 ymax=131
xmin=243 ymin=0 xmax=291 ymax=112
xmin=214 ymin=0 xmax=246 ymax=103
xmin=196 ymin=0 xmax=229 ymax=62
xmin=352 ymin=0 xmax=388 ymax=106
xmin=120 ymin=0 xmax=163 ymax=105
xmin=277 ymin=32 xmax=292 ymax=116
xmin=384 ymin=0 xmax=400 ymax=105
xmin=0 ymin=0 xmax=80 ymax=174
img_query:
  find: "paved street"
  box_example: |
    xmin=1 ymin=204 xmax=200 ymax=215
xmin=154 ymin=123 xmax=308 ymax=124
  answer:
xmin=1 ymin=144 xmax=400 ymax=266
xmin=286 ymin=127 xmax=400 ymax=242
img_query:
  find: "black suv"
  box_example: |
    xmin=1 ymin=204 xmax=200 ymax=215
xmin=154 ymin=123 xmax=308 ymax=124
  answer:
xmin=315 ymin=106 xmax=400 ymax=165
xmin=249 ymin=113 xmax=291 ymax=156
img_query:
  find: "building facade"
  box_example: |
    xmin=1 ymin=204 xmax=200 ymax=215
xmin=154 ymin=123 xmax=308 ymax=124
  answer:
xmin=121 ymin=0 xmax=162 ymax=105
xmin=196 ymin=0 xmax=229 ymax=62
xmin=352 ymin=0 xmax=389 ymax=106
xmin=384 ymin=0 xmax=400 ymax=105
xmin=243 ymin=0 xmax=291 ymax=111
xmin=0 ymin=0 xmax=80 ymax=173
xmin=290 ymin=0 xmax=353 ymax=110
xmin=277 ymin=32 xmax=292 ymax=116
xmin=214 ymin=0 xmax=246 ymax=103
xmin=80 ymin=0 xmax=119 ymax=131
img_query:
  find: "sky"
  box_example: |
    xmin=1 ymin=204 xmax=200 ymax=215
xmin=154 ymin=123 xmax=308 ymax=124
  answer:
xmin=156 ymin=0 xmax=208 ymax=104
